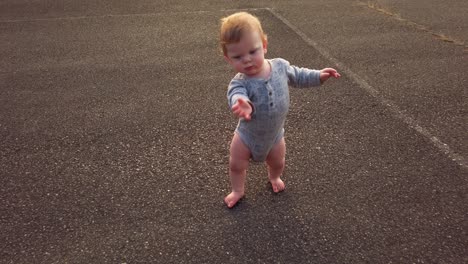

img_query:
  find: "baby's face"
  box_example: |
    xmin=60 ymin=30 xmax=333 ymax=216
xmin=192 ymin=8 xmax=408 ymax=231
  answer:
xmin=224 ymin=30 xmax=267 ymax=77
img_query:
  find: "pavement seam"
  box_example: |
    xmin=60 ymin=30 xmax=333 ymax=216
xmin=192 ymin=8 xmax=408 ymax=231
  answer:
xmin=357 ymin=1 xmax=467 ymax=50
xmin=265 ymin=8 xmax=468 ymax=170
xmin=0 ymin=8 xmax=273 ymax=23
xmin=0 ymin=10 xmax=215 ymax=23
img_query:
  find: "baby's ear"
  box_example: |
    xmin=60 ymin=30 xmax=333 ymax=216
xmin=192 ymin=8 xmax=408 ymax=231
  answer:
xmin=263 ymin=41 xmax=268 ymax=54
xmin=224 ymin=55 xmax=236 ymax=67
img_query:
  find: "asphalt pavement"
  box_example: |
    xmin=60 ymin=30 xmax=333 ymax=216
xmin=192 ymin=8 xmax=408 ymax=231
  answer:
xmin=1 ymin=0 xmax=467 ymax=263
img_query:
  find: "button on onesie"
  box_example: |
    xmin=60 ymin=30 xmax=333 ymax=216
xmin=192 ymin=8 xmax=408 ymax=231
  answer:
xmin=227 ymin=58 xmax=321 ymax=162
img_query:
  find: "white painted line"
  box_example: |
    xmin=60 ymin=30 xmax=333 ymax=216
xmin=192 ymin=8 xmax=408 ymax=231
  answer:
xmin=266 ymin=8 xmax=468 ymax=169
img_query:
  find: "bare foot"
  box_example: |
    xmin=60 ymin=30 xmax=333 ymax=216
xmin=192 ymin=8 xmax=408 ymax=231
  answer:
xmin=224 ymin=191 xmax=244 ymax=208
xmin=270 ymin=178 xmax=285 ymax=193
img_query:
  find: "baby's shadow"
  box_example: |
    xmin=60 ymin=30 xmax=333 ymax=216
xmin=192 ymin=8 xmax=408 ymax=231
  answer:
xmin=219 ymin=187 xmax=320 ymax=262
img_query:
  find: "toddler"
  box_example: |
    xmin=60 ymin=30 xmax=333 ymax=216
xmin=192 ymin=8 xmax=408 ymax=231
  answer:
xmin=220 ymin=12 xmax=340 ymax=208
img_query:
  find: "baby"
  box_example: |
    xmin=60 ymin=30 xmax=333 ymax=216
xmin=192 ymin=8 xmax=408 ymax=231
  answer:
xmin=220 ymin=12 xmax=340 ymax=208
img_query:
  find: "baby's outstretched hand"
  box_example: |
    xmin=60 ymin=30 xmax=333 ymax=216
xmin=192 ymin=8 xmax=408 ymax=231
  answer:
xmin=320 ymin=68 xmax=341 ymax=83
xmin=232 ymin=98 xmax=252 ymax=121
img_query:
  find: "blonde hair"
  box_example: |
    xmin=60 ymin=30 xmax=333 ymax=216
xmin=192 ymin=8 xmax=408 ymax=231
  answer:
xmin=220 ymin=12 xmax=268 ymax=55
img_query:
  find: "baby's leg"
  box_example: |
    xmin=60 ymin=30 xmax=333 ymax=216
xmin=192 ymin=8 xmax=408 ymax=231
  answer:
xmin=225 ymin=133 xmax=251 ymax=208
xmin=265 ymin=138 xmax=286 ymax=193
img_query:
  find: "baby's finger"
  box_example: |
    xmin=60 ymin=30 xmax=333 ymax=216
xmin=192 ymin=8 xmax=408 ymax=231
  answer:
xmin=326 ymin=69 xmax=339 ymax=78
xmin=236 ymin=99 xmax=247 ymax=109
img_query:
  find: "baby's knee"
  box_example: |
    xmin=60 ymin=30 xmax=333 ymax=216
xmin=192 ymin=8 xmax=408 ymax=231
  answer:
xmin=229 ymin=158 xmax=249 ymax=173
xmin=268 ymin=157 xmax=285 ymax=170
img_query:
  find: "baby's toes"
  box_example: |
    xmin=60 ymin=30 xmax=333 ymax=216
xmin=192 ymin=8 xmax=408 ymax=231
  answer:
xmin=270 ymin=179 xmax=285 ymax=193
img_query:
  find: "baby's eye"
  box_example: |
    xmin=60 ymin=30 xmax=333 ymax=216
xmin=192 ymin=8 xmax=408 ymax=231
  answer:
xmin=249 ymin=49 xmax=258 ymax=54
xmin=233 ymin=56 xmax=241 ymax=60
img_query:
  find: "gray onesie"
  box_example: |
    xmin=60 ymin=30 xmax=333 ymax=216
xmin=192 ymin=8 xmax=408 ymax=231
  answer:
xmin=227 ymin=58 xmax=321 ymax=162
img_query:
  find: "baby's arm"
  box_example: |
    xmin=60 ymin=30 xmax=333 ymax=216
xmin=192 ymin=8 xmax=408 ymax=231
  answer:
xmin=227 ymin=79 xmax=253 ymax=121
xmin=283 ymin=59 xmax=340 ymax=87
